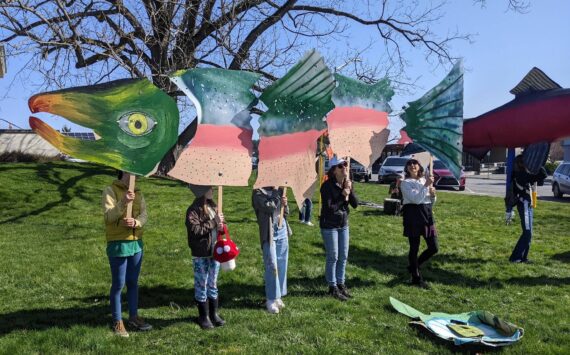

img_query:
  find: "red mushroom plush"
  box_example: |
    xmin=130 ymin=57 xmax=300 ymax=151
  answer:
xmin=213 ymin=224 xmax=240 ymax=271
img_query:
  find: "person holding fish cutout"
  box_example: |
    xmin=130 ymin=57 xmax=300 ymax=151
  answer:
xmin=508 ymin=155 xmax=547 ymax=263
xmin=319 ymin=155 xmax=358 ymax=301
xmin=102 ymin=170 xmax=152 ymax=337
xmin=400 ymin=159 xmax=438 ymax=289
xmin=186 ymin=184 xmax=226 ymax=329
xmin=252 ymin=186 xmax=292 ymax=314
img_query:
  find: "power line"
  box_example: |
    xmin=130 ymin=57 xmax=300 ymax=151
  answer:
xmin=0 ymin=118 xmax=24 ymax=129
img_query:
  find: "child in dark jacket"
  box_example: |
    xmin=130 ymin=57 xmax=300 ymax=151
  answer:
xmin=186 ymin=184 xmax=225 ymax=329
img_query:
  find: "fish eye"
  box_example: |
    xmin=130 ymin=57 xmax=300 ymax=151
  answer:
xmin=118 ymin=112 xmax=156 ymax=136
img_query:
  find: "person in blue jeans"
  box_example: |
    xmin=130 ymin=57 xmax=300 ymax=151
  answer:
xmin=509 ymin=155 xmax=547 ymax=263
xmin=186 ymin=184 xmax=226 ymax=329
xmin=299 ymin=198 xmax=314 ymax=226
xmin=252 ymin=187 xmax=292 ymax=314
xmin=102 ymin=171 xmax=152 ymax=337
xmin=319 ymin=156 xmax=358 ymax=301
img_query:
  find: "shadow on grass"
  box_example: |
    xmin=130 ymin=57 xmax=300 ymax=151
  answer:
xmin=220 ymin=275 xmax=375 ymax=309
xmin=552 ymin=251 xmax=570 ymax=263
xmin=348 ymin=244 xmax=490 ymax=288
xmin=0 ymin=302 xmax=190 ymax=336
xmin=499 ymin=275 xmax=570 ymax=286
xmin=0 ymin=304 xmax=110 ymax=336
xmin=348 ymin=243 xmax=570 ymax=288
xmin=0 ymin=162 xmax=112 ymax=225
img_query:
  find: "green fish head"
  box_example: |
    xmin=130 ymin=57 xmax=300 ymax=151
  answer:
xmin=29 ymin=79 xmax=180 ymax=175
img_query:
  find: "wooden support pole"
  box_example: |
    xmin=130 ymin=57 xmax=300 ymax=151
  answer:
xmin=277 ymin=187 xmax=287 ymax=228
xmin=126 ymin=173 xmax=136 ymax=219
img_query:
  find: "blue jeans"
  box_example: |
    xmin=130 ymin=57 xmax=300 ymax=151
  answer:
xmin=510 ymin=201 xmax=533 ymax=261
xmin=193 ymin=257 xmax=220 ymax=302
xmin=109 ymin=252 xmax=143 ymax=322
xmin=299 ymin=198 xmax=313 ymax=223
xmin=321 ymin=226 xmax=349 ymax=286
xmin=262 ymin=223 xmax=289 ymax=300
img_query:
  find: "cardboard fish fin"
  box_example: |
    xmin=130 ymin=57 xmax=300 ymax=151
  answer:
xmin=390 ymin=297 xmax=426 ymax=319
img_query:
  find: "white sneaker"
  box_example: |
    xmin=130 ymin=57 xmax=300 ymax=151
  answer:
xmin=306 ymin=221 xmax=314 ymax=227
xmin=266 ymin=300 xmax=280 ymax=314
xmin=299 ymin=220 xmax=306 ymax=225
xmin=276 ymin=298 xmax=285 ymax=309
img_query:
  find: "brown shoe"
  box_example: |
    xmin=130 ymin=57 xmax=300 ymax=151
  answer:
xmin=113 ymin=320 xmax=129 ymax=338
xmin=128 ymin=316 xmax=153 ymax=331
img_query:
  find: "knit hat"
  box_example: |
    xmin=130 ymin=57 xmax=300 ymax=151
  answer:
xmin=188 ymin=184 xmax=211 ymax=198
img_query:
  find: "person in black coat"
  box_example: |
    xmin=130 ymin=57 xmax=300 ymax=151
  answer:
xmin=509 ymin=155 xmax=547 ymax=263
xmin=319 ymin=156 xmax=358 ymax=301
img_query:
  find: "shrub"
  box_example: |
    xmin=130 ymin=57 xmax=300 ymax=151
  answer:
xmin=545 ymin=160 xmax=560 ymax=175
xmin=0 ymin=151 xmax=63 ymax=163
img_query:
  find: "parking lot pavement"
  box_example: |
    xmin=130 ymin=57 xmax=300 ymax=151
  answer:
xmin=369 ymin=173 xmax=569 ymax=203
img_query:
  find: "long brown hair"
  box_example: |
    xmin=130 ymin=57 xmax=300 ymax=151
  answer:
xmin=191 ymin=195 xmax=216 ymax=218
xmin=404 ymin=159 xmax=424 ymax=179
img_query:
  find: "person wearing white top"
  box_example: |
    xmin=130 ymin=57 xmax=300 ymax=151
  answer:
xmin=400 ymin=159 xmax=439 ymax=289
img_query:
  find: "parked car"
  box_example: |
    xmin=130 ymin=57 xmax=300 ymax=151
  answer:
xmin=350 ymin=161 xmax=371 ymax=182
xmin=552 ymin=162 xmax=570 ymax=198
xmin=378 ymin=156 xmax=410 ymax=184
xmin=432 ymin=159 xmax=466 ymax=191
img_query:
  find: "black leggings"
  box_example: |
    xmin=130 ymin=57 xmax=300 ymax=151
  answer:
xmin=408 ymin=234 xmax=439 ymax=278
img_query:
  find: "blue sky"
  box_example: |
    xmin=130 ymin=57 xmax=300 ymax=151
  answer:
xmin=1 ymin=1 xmax=569 ymax=137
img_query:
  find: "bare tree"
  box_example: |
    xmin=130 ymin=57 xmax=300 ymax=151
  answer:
xmin=1 ymin=0 xmax=472 ymax=174
xmin=474 ymin=0 xmax=531 ymax=13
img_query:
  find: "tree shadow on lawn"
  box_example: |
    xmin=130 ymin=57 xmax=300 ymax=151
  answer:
xmin=72 ymin=277 xmax=370 ymax=314
xmin=0 ymin=284 xmax=210 ymax=336
xmin=499 ymin=275 xmax=570 ymax=287
xmin=0 ymin=303 xmax=187 ymax=336
xmin=220 ymin=275 xmax=374 ymax=309
xmin=0 ymin=304 xmax=110 ymax=336
xmin=0 ymin=163 xmax=111 ymax=225
xmin=347 ymin=244 xmax=490 ymax=289
xmin=552 ymin=251 xmax=570 ymax=263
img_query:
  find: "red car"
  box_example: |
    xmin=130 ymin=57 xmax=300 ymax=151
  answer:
xmin=432 ymin=160 xmax=466 ymax=191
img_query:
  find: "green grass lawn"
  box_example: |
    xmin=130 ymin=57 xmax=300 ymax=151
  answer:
xmin=0 ymin=162 xmax=569 ymax=354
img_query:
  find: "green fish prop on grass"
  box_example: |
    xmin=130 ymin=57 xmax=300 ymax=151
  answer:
xmin=29 ymin=79 xmax=179 ymax=176
xmin=390 ymin=297 xmax=524 ymax=348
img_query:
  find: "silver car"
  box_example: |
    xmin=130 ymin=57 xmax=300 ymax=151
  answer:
xmin=378 ymin=156 xmax=410 ymax=184
xmin=552 ymin=162 xmax=570 ymax=198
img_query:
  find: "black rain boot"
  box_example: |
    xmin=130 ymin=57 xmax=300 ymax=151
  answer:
xmin=196 ymin=300 xmax=214 ymax=330
xmin=337 ymin=284 xmax=352 ymax=298
xmin=328 ymin=286 xmax=348 ymax=301
xmin=208 ymin=297 xmax=225 ymax=327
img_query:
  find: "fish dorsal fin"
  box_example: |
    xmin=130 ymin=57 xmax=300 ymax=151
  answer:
xmin=510 ymin=67 xmax=561 ymax=97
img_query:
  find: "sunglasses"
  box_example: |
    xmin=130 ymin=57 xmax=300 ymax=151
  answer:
xmin=407 ymin=161 xmax=419 ymax=166
xmin=336 ymin=162 xmax=348 ymax=168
